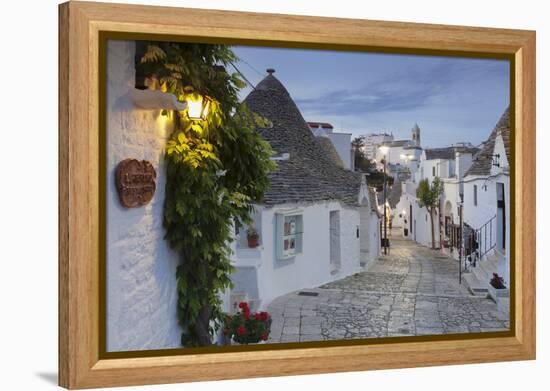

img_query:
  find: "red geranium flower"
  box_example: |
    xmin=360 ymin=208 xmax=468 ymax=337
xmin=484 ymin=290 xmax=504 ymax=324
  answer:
xmin=254 ymin=313 xmax=261 ymax=321
xmin=243 ymin=310 xmax=250 ymax=320
xmin=236 ymin=325 xmax=247 ymax=336
xmin=260 ymin=333 xmax=268 ymax=341
xmin=238 ymin=302 xmax=248 ymax=309
xmin=260 ymin=311 xmax=269 ymax=321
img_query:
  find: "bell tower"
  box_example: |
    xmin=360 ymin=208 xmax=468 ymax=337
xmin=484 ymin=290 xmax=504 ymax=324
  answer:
xmin=411 ymin=123 xmax=421 ymax=147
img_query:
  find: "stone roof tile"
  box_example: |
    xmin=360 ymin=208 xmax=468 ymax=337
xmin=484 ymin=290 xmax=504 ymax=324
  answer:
xmin=244 ymin=73 xmax=362 ymax=207
xmin=465 ymin=108 xmax=510 ymax=177
xmin=316 ymin=136 xmax=344 ymax=168
xmin=425 ymin=146 xmax=479 ymax=161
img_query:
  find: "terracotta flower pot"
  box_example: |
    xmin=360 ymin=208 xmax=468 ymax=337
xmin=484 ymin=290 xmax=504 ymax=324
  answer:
xmin=247 ymin=235 xmax=259 ymax=248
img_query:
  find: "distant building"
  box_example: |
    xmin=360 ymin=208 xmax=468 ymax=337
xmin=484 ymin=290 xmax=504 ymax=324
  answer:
xmin=362 ymin=132 xmax=394 ymax=160
xmin=375 ymin=125 xmax=424 ymax=174
xmin=308 ymin=122 xmax=354 ymax=170
xmin=411 ymin=123 xmax=421 ymax=147
xmin=395 ymin=143 xmax=478 ymax=249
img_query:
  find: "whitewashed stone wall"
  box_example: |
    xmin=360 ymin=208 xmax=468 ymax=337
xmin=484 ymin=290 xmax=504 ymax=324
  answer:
xmin=463 ymin=134 xmax=510 ymax=284
xmin=106 ymin=40 xmax=181 ymax=352
xmin=365 ymin=208 xmax=381 ymax=266
xmin=231 ymin=201 xmax=362 ymax=308
xmin=492 ymin=134 xmax=510 ymax=283
xmin=463 ymin=178 xmax=497 ymax=230
xmin=441 ymin=180 xmax=461 ymax=224
xmin=395 ymin=190 xmax=440 ymax=249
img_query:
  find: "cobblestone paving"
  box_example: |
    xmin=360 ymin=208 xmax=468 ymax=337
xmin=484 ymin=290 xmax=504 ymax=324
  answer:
xmin=266 ymin=231 xmax=509 ymax=343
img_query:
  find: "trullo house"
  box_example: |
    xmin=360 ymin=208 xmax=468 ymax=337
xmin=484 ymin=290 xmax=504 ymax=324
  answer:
xmin=227 ymin=69 xmax=381 ymax=312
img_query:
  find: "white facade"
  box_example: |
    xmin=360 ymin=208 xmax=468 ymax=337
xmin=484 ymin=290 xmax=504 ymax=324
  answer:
xmin=230 ymin=188 xmax=379 ymax=309
xmin=376 ymin=144 xmax=423 ymax=174
xmin=362 ymin=133 xmax=394 ymax=160
xmin=375 ymin=142 xmax=410 ymax=166
xmin=106 ymin=40 xmax=181 ymax=352
xmin=394 ymin=181 xmax=441 ymax=248
xmin=361 ymin=202 xmax=382 ymax=267
xmin=375 ymin=125 xmax=423 ymax=171
xmin=396 ymin=148 xmax=476 ymax=250
xmin=462 ymin=134 xmax=510 ymax=285
xmin=414 ymin=151 xmax=453 ymax=184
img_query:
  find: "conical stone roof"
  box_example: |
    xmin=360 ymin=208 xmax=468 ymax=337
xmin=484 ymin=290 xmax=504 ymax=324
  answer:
xmin=244 ymin=72 xmax=363 ymax=207
xmin=465 ymin=107 xmax=510 ymax=177
xmin=315 ymin=136 xmax=344 ymax=168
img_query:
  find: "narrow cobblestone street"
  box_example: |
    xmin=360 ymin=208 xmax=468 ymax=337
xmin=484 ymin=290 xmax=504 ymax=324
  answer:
xmin=266 ymin=230 xmax=510 ymax=343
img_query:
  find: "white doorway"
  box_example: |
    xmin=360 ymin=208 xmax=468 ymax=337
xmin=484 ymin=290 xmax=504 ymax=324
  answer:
xmin=329 ymin=210 xmax=341 ymax=273
xmin=359 ymin=205 xmax=370 ymax=266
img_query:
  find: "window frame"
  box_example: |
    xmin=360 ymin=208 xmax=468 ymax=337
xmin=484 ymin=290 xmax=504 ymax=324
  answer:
xmin=275 ymin=209 xmax=304 ymax=260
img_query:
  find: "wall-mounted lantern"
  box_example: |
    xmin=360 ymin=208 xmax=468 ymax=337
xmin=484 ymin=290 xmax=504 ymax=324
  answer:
xmin=474 ymin=153 xmax=501 ymax=168
xmin=491 ymin=153 xmax=501 ymax=167
xmin=184 ymin=87 xmax=211 ymax=121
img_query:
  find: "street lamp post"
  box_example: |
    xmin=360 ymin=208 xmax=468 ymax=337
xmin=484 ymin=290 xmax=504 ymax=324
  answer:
xmin=379 ymin=145 xmax=390 ymax=255
xmin=458 ymin=193 xmax=464 ymax=284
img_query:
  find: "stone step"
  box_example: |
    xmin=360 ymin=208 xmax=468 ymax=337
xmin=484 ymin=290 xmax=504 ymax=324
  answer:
xmin=479 ymin=259 xmax=497 ymax=279
xmin=474 ymin=257 xmax=500 ymax=281
xmin=485 ymin=251 xmax=498 ymax=262
xmin=463 ymin=273 xmax=489 ymax=297
xmin=471 ymin=263 xmax=491 ymax=285
xmin=483 ymin=253 xmax=498 ymax=265
xmin=486 ymin=249 xmax=505 ymax=264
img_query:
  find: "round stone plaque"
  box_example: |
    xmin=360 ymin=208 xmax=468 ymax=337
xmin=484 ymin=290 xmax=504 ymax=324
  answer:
xmin=115 ymin=159 xmax=157 ymax=208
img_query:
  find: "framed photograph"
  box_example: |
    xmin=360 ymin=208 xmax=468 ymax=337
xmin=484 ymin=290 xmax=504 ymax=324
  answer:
xmin=59 ymin=1 xmax=535 ymax=389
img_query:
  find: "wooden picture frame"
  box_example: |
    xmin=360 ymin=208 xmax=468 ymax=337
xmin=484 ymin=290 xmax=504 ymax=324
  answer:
xmin=59 ymin=1 xmax=536 ymax=388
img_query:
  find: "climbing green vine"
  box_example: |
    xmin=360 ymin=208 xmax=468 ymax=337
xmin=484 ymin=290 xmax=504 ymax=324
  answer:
xmin=138 ymin=42 xmax=275 ymax=347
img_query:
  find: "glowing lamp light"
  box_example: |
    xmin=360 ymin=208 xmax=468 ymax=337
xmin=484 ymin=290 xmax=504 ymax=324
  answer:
xmin=185 ymin=94 xmax=211 ymax=121
xmin=401 ymin=153 xmax=414 ymax=161
xmin=379 ymin=145 xmax=390 ymax=155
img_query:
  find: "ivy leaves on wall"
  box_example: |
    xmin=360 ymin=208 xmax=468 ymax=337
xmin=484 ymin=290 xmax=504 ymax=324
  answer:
xmin=139 ymin=42 xmax=275 ymax=346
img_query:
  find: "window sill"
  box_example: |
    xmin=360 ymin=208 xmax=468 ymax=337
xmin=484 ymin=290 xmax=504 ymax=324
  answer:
xmin=233 ymin=247 xmax=263 ymax=268
xmin=277 ymin=252 xmax=301 ymax=262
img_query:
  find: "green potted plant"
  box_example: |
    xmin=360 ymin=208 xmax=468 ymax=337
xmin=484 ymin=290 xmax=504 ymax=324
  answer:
xmin=246 ymin=226 xmax=260 ymax=248
xmin=223 ymin=302 xmax=271 ymax=344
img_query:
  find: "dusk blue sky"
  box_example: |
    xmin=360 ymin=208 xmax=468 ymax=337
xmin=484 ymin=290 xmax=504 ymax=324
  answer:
xmin=233 ymin=46 xmax=510 ymax=148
